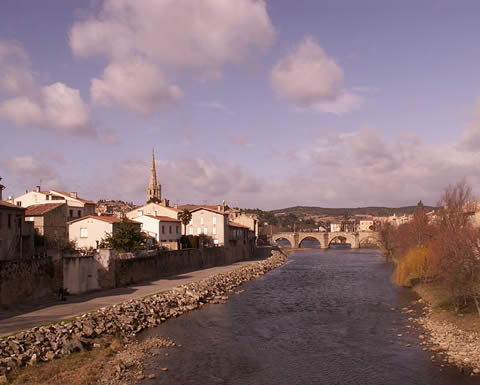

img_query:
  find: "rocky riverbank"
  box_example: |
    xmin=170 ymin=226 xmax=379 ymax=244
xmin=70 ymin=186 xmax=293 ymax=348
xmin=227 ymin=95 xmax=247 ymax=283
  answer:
xmin=415 ymin=305 xmax=480 ymax=376
xmin=0 ymin=249 xmax=288 ymax=382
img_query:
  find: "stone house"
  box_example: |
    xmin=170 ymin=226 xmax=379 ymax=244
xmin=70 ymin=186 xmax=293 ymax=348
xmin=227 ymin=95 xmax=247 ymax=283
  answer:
xmin=134 ymin=215 xmax=181 ymax=250
xmin=0 ymin=201 xmax=34 ymax=260
xmin=330 ymin=222 xmax=341 ymax=232
xmin=13 ymin=187 xmax=95 ymax=220
xmin=126 ymin=202 xmax=181 ymax=221
xmin=228 ymin=222 xmax=254 ymax=246
xmin=228 ymin=209 xmax=258 ymax=238
xmin=68 ymin=215 xmax=141 ymax=249
xmin=25 ymin=203 xmax=67 ymax=241
xmin=358 ymin=219 xmax=374 ymax=232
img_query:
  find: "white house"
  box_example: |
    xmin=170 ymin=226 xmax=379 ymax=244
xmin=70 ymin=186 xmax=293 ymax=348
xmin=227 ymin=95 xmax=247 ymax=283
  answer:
xmin=187 ymin=207 xmax=230 ymax=245
xmin=134 ymin=215 xmax=181 ymax=249
xmin=68 ymin=215 xmax=141 ymax=249
xmin=359 ymin=219 xmax=374 ymax=232
xmin=330 ymin=222 xmax=341 ymax=232
xmin=126 ymin=202 xmax=181 ymax=220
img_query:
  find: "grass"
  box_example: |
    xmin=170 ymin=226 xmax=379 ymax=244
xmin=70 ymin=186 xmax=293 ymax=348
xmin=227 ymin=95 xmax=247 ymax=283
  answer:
xmin=6 ymin=337 xmax=123 ymax=385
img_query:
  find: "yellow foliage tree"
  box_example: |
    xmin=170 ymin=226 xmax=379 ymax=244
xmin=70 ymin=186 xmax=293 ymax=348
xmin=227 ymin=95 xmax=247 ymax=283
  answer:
xmin=392 ymin=245 xmax=438 ymax=287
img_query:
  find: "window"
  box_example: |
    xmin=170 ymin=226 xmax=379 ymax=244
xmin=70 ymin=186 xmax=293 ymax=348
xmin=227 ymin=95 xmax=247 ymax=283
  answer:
xmin=189 ymin=227 xmax=193 ymax=235
xmin=189 ymin=218 xmax=193 ymax=225
xmin=138 ymin=210 xmax=143 ymax=215
xmin=154 ymin=210 xmax=158 ymax=216
xmin=80 ymin=228 xmax=88 ymax=238
xmin=200 ymin=216 xmax=204 ymax=225
xmin=203 ymin=228 xmax=208 ymax=234
xmin=7 ymin=214 xmax=11 ymax=229
xmin=212 ymin=227 xmax=217 ymax=235
xmin=69 ymin=209 xmax=73 ymax=217
xmin=197 ymin=227 xmax=201 ymax=235
xmin=16 ymin=201 xmax=22 ymax=206
xmin=176 ymin=225 xmax=179 ymax=234
xmin=77 ymin=210 xmax=81 ymax=217
xmin=162 ymin=225 xmax=165 ymax=234
xmin=169 ymin=225 xmax=172 ymax=234
xmin=212 ymin=217 xmax=216 ymax=225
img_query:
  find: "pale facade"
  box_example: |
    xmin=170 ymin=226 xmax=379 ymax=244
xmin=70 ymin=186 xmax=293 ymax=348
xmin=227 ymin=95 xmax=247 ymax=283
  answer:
xmin=0 ymin=201 xmax=34 ymax=260
xmin=68 ymin=216 xmax=140 ymax=249
xmin=187 ymin=208 xmax=229 ymax=245
xmin=134 ymin=215 xmax=181 ymax=248
xmin=13 ymin=187 xmax=95 ymax=220
xmin=228 ymin=210 xmax=258 ymax=238
xmin=359 ymin=220 xmax=374 ymax=232
xmin=126 ymin=202 xmax=180 ymax=220
xmin=330 ymin=223 xmax=341 ymax=232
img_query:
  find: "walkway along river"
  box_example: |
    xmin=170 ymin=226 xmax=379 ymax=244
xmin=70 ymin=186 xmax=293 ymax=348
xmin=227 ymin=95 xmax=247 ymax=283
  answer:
xmin=139 ymin=248 xmax=478 ymax=385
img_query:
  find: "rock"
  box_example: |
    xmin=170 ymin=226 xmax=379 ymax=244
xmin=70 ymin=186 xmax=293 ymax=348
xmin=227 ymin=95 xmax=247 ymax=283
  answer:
xmin=45 ymin=351 xmax=55 ymax=360
xmin=148 ymin=374 xmax=156 ymax=379
xmin=0 ymin=375 xmax=7 ymax=384
xmin=161 ymin=367 xmax=168 ymax=371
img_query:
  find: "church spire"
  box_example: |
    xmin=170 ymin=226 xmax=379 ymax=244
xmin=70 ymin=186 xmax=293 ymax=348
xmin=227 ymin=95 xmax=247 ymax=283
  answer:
xmin=146 ymin=149 xmax=162 ymax=203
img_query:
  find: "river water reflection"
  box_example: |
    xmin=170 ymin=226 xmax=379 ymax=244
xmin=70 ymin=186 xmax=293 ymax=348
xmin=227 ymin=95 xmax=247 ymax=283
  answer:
xmin=141 ymin=249 xmax=477 ymax=385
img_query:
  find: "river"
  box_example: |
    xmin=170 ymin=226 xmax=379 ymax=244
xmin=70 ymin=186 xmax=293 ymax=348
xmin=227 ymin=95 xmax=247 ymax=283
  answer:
xmin=140 ymin=248 xmax=477 ymax=384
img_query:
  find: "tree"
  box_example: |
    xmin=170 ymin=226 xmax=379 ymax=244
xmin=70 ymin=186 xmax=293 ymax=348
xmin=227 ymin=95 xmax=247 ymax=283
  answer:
xmin=178 ymin=209 xmax=192 ymax=235
xmin=100 ymin=219 xmax=146 ymax=252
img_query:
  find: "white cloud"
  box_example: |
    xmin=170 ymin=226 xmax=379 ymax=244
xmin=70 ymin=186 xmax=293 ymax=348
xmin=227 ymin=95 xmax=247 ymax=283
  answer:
xmin=271 ymin=37 xmax=360 ymax=114
xmin=0 ymin=40 xmax=93 ymax=136
xmin=91 ymin=58 xmax=183 ymax=114
xmin=71 ymin=0 xmax=275 ymax=114
xmin=6 ymin=156 xmax=63 ymax=190
xmin=108 ymin=157 xmax=262 ymax=205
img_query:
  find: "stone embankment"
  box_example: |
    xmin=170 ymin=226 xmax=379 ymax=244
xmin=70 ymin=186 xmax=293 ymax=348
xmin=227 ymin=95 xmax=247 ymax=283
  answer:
xmin=415 ymin=306 xmax=480 ymax=376
xmin=0 ymin=249 xmax=288 ymax=378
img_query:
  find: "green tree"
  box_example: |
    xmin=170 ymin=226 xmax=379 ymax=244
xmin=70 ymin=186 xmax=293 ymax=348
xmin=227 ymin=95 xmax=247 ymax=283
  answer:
xmin=178 ymin=209 xmax=192 ymax=235
xmin=100 ymin=219 xmax=146 ymax=252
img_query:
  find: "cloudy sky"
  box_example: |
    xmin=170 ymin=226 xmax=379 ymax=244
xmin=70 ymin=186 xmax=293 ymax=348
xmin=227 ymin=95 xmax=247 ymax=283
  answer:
xmin=2 ymin=0 xmax=480 ymax=210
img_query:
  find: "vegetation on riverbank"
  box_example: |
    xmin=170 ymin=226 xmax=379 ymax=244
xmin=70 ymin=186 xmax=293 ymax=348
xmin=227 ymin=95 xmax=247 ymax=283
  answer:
xmin=380 ymin=181 xmax=480 ymax=315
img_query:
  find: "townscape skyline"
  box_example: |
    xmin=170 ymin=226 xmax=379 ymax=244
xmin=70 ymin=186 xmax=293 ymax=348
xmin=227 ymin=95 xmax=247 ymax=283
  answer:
xmin=2 ymin=0 xmax=480 ymax=209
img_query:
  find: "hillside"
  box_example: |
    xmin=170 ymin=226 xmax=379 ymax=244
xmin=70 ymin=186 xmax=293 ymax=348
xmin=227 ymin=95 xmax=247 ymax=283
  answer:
xmin=269 ymin=205 xmax=436 ymax=217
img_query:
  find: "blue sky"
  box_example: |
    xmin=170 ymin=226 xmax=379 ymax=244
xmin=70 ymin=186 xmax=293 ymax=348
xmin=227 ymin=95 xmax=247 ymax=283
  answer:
xmin=1 ymin=0 xmax=480 ymax=209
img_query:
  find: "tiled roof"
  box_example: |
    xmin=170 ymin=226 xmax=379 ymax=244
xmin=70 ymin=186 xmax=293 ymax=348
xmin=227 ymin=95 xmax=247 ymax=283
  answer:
xmin=50 ymin=190 xmax=96 ymax=205
xmin=0 ymin=200 xmax=25 ymax=210
xmin=67 ymin=215 xmax=123 ymax=225
xmin=179 ymin=204 xmax=220 ymax=212
xmin=25 ymin=203 xmax=65 ymax=216
xmin=143 ymin=215 xmax=180 ymax=222
xmin=228 ymin=222 xmax=251 ymax=229
xmin=189 ymin=206 xmax=227 ymax=215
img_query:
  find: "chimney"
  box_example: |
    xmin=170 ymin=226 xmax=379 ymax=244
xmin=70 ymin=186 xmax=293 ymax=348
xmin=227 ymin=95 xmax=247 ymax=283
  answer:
xmin=70 ymin=192 xmax=78 ymax=199
xmin=35 ymin=185 xmax=41 ymax=192
xmin=174 ymin=203 xmax=178 ymax=209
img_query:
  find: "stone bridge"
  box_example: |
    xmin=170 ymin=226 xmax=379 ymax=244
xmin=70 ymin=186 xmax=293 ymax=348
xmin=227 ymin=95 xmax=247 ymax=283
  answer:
xmin=271 ymin=231 xmax=380 ymax=249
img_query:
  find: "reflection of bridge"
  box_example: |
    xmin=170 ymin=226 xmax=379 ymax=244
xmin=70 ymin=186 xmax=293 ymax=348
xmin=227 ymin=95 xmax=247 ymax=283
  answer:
xmin=272 ymin=231 xmax=380 ymax=249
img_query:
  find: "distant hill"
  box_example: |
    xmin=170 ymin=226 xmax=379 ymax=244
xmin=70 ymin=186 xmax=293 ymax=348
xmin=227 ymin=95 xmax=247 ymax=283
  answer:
xmin=269 ymin=205 xmax=436 ymax=217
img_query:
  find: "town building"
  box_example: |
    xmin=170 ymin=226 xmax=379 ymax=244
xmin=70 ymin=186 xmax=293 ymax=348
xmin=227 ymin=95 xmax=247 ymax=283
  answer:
xmin=13 ymin=187 xmax=95 ymax=220
xmin=134 ymin=215 xmax=181 ymax=249
xmin=228 ymin=209 xmax=259 ymax=238
xmin=358 ymin=219 xmax=375 ymax=232
xmin=186 ymin=207 xmax=230 ymax=245
xmin=126 ymin=202 xmax=181 ymax=220
xmin=330 ymin=222 xmax=341 ymax=232
xmin=67 ymin=215 xmax=141 ymax=249
xmin=0 ymin=201 xmax=34 ymax=260
xmin=24 ymin=203 xmax=67 ymax=241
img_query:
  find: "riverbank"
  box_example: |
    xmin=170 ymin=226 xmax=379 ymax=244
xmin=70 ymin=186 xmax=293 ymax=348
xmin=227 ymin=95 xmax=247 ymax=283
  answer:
xmin=1 ymin=249 xmax=289 ymax=384
xmin=412 ymin=284 xmax=480 ymax=376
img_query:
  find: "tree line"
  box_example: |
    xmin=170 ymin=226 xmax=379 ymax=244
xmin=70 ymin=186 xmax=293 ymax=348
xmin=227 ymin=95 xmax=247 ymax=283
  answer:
xmin=379 ymin=181 xmax=480 ymax=315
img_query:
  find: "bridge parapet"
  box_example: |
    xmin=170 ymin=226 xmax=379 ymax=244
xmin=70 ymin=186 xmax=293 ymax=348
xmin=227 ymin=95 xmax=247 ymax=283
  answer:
xmin=271 ymin=231 xmax=380 ymax=249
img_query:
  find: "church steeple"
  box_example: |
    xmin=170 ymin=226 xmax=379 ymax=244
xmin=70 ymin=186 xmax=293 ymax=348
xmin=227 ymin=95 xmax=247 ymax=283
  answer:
xmin=146 ymin=149 xmax=162 ymax=203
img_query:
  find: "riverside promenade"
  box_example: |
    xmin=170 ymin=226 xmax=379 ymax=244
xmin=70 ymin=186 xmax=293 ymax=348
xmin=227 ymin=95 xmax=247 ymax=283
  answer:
xmin=0 ymin=260 xmax=257 ymax=337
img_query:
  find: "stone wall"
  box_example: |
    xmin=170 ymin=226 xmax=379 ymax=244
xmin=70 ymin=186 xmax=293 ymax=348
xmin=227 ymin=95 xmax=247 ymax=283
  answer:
xmin=115 ymin=244 xmax=253 ymax=287
xmin=0 ymin=256 xmax=62 ymax=305
xmin=63 ymin=256 xmax=100 ymax=295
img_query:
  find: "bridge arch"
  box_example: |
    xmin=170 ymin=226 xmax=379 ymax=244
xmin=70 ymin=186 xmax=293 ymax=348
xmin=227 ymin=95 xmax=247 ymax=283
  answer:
xmin=299 ymin=236 xmax=321 ymax=248
xmin=272 ymin=235 xmax=294 ymax=248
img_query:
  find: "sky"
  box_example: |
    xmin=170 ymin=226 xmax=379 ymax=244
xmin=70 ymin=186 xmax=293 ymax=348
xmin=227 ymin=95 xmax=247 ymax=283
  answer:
xmin=2 ymin=0 xmax=480 ymax=210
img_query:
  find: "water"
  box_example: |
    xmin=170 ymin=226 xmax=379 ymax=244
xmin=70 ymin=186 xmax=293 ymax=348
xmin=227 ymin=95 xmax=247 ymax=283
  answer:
xmin=140 ymin=249 xmax=477 ymax=384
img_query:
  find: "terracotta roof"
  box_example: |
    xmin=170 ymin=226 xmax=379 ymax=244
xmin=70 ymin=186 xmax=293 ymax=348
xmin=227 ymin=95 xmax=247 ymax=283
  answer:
xmin=189 ymin=206 xmax=227 ymax=215
xmin=143 ymin=215 xmax=180 ymax=222
xmin=50 ymin=190 xmax=96 ymax=205
xmin=67 ymin=215 xmax=141 ymax=225
xmin=25 ymin=203 xmax=65 ymax=216
xmin=0 ymin=200 xmax=25 ymax=210
xmin=228 ymin=222 xmax=251 ymax=229
xmin=179 ymin=204 xmax=221 ymax=212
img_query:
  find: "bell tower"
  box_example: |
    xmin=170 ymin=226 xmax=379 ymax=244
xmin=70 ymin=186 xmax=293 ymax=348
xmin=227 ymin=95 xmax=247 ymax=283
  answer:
xmin=146 ymin=150 xmax=162 ymax=203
